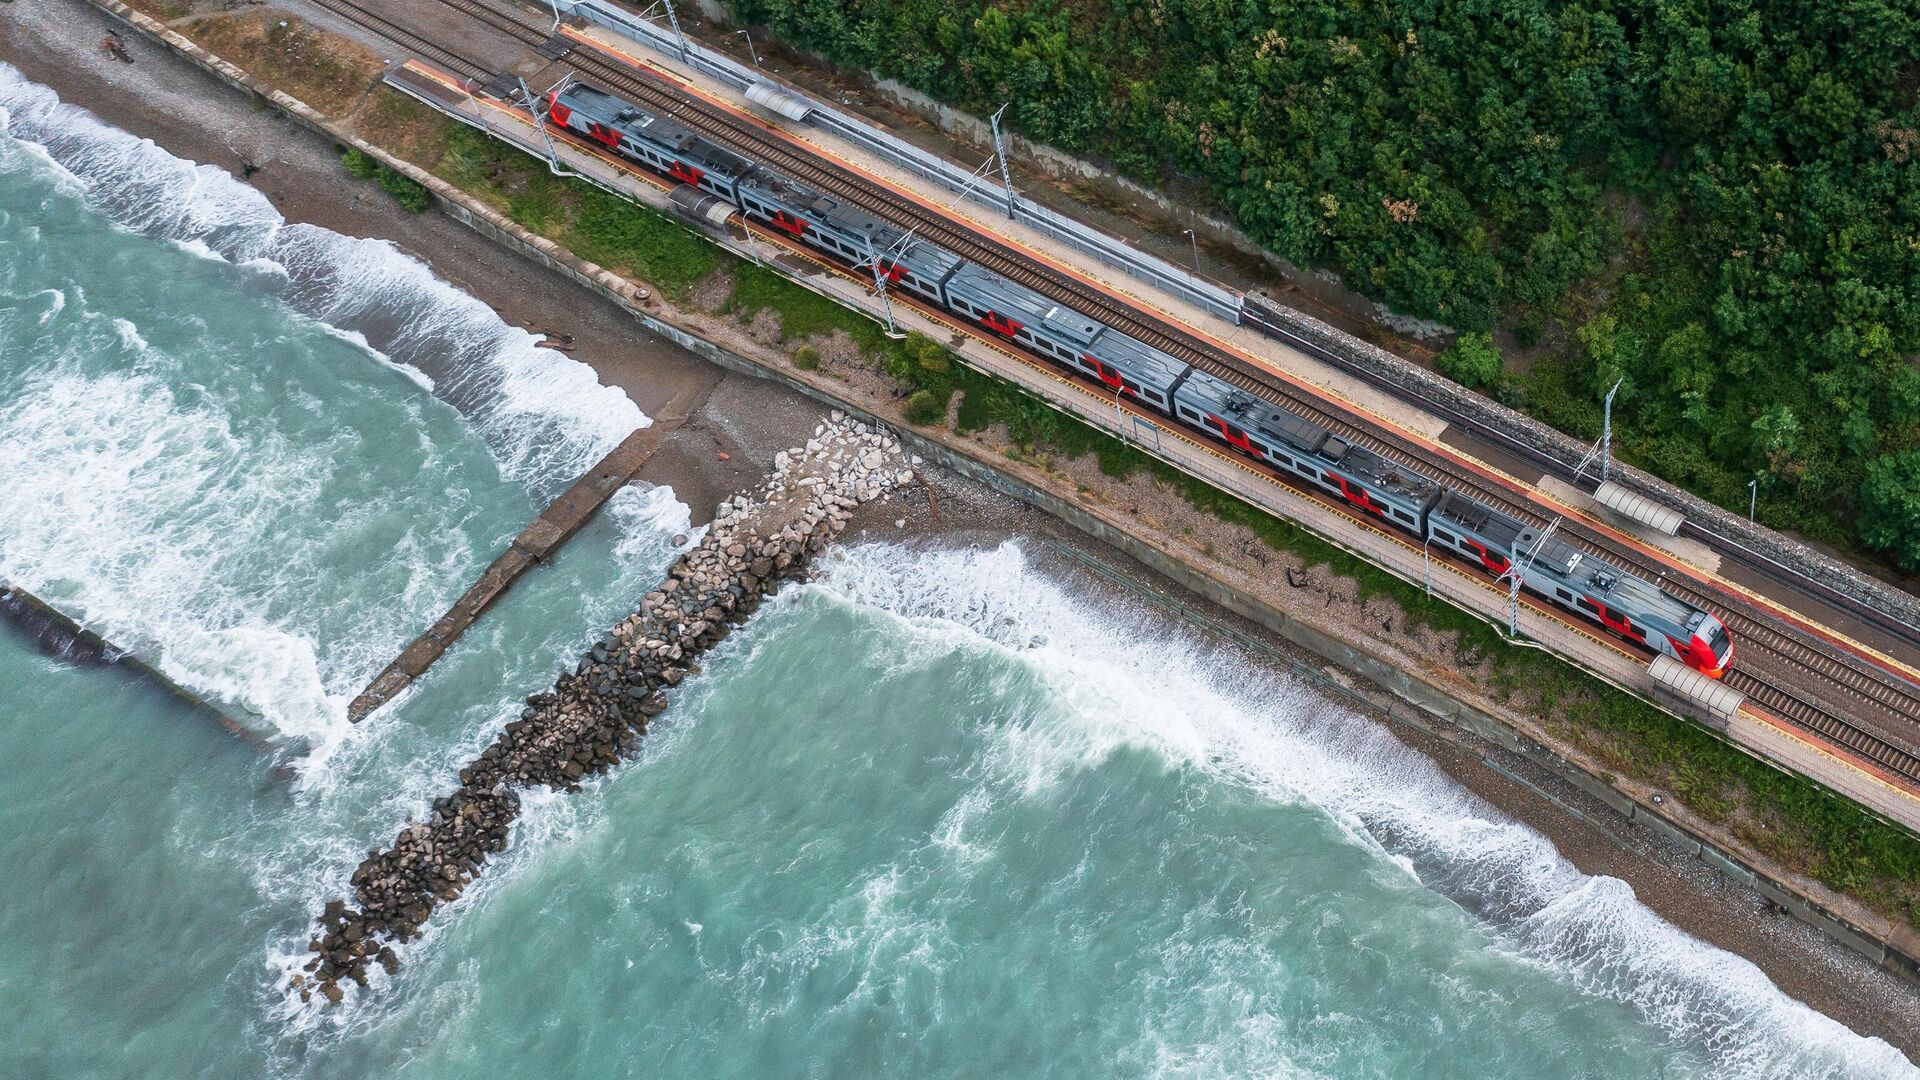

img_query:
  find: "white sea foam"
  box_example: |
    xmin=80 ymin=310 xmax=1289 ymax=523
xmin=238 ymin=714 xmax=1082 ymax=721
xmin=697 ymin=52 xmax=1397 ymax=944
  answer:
xmin=810 ymin=540 xmax=1917 ymax=1078
xmin=0 ymin=63 xmax=644 ymax=496
xmin=0 ymin=366 xmax=347 ymax=745
xmin=0 ymin=66 xmax=700 ymax=755
xmin=609 ymin=483 xmax=704 ymax=559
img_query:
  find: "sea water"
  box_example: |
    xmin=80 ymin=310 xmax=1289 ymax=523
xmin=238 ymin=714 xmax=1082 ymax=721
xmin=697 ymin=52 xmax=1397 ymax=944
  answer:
xmin=0 ymin=68 xmax=1912 ymax=1078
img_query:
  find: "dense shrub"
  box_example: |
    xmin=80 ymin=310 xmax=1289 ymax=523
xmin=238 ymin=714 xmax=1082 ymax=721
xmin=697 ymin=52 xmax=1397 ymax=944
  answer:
xmin=339 ymin=147 xmax=427 ymax=212
xmin=1861 ymin=451 xmax=1920 ymax=569
xmin=1436 ymin=332 xmax=1504 ymax=391
xmin=904 ymin=388 xmax=947 ymax=425
xmin=730 ymin=0 xmax=1920 ymax=558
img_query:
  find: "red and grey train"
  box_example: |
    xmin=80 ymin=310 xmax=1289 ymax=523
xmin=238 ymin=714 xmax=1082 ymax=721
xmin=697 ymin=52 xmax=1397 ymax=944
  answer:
xmin=546 ymin=81 xmax=1735 ymax=678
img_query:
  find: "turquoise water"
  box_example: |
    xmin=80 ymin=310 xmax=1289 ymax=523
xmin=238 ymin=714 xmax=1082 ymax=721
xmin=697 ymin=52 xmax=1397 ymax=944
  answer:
xmin=0 ymin=68 xmax=1912 ymax=1078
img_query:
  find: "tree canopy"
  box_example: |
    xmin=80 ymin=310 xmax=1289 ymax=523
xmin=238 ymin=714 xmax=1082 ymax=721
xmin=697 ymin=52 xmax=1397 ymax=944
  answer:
xmin=730 ymin=0 xmax=1920 ymax=563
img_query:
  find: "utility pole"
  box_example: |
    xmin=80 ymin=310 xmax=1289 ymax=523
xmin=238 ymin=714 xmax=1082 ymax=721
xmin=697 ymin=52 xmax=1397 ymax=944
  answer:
xmin=519 ymin=76 xmax=582 ymax=180
xmin=1500 ymin=519 xmax=1560 ymax=638
xmin=869 ymin=258 xmax=900 ymax=337
xmin=1599 ymin=377 xmax=1621 ymax=482
xmin=659 ymin=0 xmax=690 ymax=62
xmin=865 ymin=228 xmax=920 ymax=339
xmin=989 ymin=102 xmax=1016 ymax=220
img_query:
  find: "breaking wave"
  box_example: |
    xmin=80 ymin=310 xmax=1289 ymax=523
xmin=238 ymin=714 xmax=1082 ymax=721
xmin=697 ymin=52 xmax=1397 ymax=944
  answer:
xmin=0 ymin=64 xmax=642 ymax=496
xmin=807 ymin=540 xmax=1915 ymax=1078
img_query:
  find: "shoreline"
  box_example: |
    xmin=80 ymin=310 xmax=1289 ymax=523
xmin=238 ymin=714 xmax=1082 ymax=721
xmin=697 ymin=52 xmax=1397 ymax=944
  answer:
xmin=5 ymin=0 xmax=1919 ymax=1054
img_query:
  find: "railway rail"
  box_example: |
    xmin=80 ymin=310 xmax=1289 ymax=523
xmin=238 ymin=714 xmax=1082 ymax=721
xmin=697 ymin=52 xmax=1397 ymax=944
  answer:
xmin=308 ymin=0 xmax=1920 ymax=794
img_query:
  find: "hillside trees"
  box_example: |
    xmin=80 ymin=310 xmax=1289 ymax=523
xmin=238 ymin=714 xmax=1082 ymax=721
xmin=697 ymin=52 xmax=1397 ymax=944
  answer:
xmin=729 ymin=0 xmax=1920 ymax=563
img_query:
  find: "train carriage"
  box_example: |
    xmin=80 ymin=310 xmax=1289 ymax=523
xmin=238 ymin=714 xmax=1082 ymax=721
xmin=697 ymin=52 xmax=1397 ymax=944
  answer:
xmin=547 ymin=84 xmax=752 ymax=202
xmin=1428 ymin=491 xmax=1733 ymax=676
xmin=870 ymin=239 xmax=963 ymax=305
xmin=1428 ymin=489 xmax=1521 ymax=578
xmin=1173 ymin=370 xmax=1340 ymax=480
xmin=1317 ymin=444 xmax=1442 ymax=532
xmin=734 ymin=170 xmax=892 ymax=267
xmin=942 ymin=264 xmax=1186 ymax=409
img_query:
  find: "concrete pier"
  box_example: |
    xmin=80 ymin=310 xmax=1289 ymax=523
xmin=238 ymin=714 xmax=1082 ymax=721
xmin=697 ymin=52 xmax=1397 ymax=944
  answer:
xmin=0 ymin=581 xmax=259 ymax=742
xmin=347 ymin=425 xmax=664 ymax=721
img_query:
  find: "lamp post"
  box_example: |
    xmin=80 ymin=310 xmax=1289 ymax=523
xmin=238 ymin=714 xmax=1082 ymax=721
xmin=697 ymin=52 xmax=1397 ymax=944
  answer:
xmin=1182 ymin=228 xmax=1200 ymax=272
xmin=737 ymin=28 xmax=761 ymax=70
xmin=1749 ymin=478 xmax=1758 ymax=522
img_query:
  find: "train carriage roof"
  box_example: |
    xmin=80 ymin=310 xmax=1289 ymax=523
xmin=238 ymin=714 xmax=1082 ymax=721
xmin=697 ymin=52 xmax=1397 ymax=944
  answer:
xmin=558 ymin=83 xmax=754 ymax=178
xmin=1566 ymin=549 xmax=1702 ymax=628
xmin=945 ymin=263 xmax=1106 ymax=347
xmin=737 ymin=168 xmax=894 ymax=251
xmin=1177 ymin=370 xmax=1335 ymax=455
xmin=1435 ymin=491 xmax=1703 ymax=629
xmin=1327 ymin=444 xmax=1439 ymax=505
xmin=884 ymin=238 xmax=963 ymax=281
xmin=1085 ymin=327 xmax=1190 ymax=390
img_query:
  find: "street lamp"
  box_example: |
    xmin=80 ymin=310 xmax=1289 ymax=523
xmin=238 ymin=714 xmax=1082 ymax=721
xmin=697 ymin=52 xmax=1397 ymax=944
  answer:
xmin=1182 ymin=228 xmax=1200 ymax=272
xmin=737 ymin=28 xmax=761 ymax=70
xmin=1748 ymin=478 xmax=1758 ymax=522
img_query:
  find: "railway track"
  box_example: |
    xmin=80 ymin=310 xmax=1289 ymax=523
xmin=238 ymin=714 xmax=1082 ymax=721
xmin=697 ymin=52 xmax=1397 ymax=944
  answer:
xmin=1728 ymin=670 xmax=1920 ymax=784
xmin=315 ymin=0 xmax=1920 ymax=791
xmin=305 ymin=0 xmax=488 ymax=79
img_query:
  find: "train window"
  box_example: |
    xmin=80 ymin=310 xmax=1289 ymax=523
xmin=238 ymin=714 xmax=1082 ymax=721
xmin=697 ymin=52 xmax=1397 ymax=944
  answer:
xmin=1142 ymin=390 xmax=1165 ymax=405
xmin=1432 ymin=529 xmax=1457 ymax=544
xmin=1555 ymin=588 xmax=1572 ymax=601
xmin=1273 ymin=453 xmax=1294 ymax=466
xmin=1575 ymin=597 xmax=1598 ymax=614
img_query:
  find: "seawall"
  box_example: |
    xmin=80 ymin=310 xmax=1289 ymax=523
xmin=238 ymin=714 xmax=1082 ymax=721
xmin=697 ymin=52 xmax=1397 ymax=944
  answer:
xmin=0 ymin=581 xmax=258 ymax=742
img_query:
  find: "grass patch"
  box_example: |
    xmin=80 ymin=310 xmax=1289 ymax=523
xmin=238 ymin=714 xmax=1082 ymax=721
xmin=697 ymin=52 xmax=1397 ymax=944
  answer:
xmin=565 ymin=185 xmax=716 ymax=294
xmin=122 ymin=0 xmax=193 ymax=18
xmin=727 ymin=263 xmax=887 ymax=346
xmin=403 ymin=123 xmax=716 ymax=297
xmin=339 ymin=148 xmax=428 ymax=212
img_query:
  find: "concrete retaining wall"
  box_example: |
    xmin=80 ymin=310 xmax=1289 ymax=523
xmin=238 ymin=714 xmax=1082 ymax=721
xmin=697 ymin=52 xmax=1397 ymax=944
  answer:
xmin=88 ymin=0 xmax=1919 ymax=989
xmin=0 ymin=582 xmax=255 ymax=741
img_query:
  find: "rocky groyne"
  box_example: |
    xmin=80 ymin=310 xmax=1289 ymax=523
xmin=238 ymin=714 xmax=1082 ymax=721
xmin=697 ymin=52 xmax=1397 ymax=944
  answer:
xmin=291 ymin=413 xmax=914 ymax=1003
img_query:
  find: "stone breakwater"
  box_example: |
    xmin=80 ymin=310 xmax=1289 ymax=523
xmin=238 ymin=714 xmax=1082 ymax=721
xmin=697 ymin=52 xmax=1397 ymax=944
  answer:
xmin=290 ymin=413 xmax=914 ymax=1004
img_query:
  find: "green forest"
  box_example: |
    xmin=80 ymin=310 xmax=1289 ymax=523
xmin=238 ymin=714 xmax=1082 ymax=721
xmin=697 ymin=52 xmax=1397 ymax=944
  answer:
xmin=726 ymin=0 xmax=1920 ymax=567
